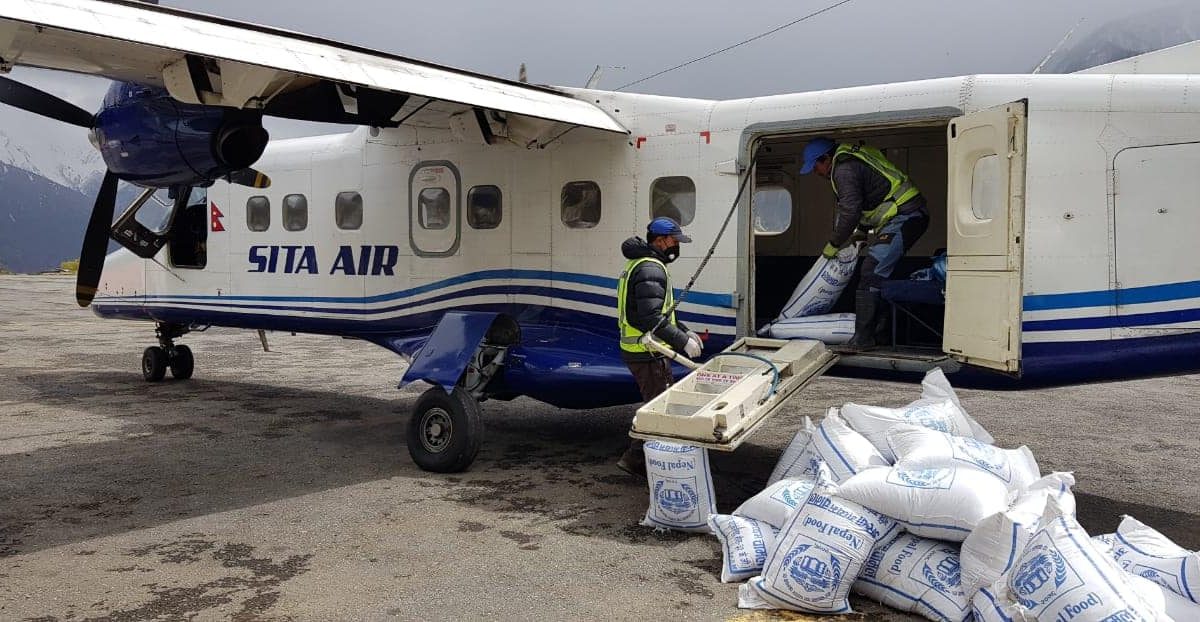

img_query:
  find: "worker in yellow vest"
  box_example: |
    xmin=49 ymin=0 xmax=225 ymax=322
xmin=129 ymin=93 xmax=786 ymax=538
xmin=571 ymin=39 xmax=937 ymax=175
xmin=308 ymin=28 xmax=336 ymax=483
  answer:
xmin=615 ymin=217 xmax=703 ymax=476
xmin=800 ymin=138 xmax=930 ymax=350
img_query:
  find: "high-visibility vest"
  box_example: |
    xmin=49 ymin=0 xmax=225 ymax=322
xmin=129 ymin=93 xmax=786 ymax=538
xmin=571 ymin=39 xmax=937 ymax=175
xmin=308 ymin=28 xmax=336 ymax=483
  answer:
xmin=617 ymin=256 xmax=677 ymax=355
xmin=831 ymin=144 xmax=921 ymax=229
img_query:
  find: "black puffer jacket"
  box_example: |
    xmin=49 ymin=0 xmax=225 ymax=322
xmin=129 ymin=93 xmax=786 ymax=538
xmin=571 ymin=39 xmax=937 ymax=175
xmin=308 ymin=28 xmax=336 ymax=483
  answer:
xmin=619 ymin=237 xmax=690 ymax=361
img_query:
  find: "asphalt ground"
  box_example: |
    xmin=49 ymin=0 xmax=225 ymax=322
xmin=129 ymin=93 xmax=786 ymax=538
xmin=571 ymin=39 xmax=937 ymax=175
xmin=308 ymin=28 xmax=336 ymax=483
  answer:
xmin=1 ymin=274 xmax=1198 ymax=621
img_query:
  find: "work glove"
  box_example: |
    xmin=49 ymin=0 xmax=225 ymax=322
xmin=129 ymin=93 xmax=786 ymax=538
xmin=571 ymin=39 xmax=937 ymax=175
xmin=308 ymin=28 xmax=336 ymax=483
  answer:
xmin=822 ymin=242 xmax=839 ymax=259
xmin=849 ymin=228 xmax=869 ymax=245
xmin=684 ymin=335 xmax=703 ymax=359
xmin=686 ymin=330 xmax=703 ymax=350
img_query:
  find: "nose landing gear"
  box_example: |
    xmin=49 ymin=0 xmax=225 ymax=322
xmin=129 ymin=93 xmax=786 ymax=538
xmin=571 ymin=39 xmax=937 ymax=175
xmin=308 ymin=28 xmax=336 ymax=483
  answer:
xmin=142 ymin=322 xmax=194 ymax=382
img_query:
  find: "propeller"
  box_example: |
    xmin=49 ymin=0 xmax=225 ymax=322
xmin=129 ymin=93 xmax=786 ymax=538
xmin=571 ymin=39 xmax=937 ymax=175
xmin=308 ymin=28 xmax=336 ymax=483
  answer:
xmin=0 ymin=75 xmax=272 ymax=306
xmin=0 ymin=75 xmax=94 ymax=128
xmin=75 ymin=171 xmax=119 ymax=307
xmin=0 ymin=75 xmax=112 ymax=306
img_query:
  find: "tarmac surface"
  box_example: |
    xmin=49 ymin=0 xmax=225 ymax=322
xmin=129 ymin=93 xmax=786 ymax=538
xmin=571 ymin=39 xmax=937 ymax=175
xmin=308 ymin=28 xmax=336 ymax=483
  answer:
xmin=1 ymin=274 xmax=1198 ymax=621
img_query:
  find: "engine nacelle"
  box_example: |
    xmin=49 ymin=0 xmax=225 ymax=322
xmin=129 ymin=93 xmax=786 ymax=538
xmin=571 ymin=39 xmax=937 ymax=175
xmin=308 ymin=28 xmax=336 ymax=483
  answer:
xmin=93 ymin=82 xmax=268 ymax=187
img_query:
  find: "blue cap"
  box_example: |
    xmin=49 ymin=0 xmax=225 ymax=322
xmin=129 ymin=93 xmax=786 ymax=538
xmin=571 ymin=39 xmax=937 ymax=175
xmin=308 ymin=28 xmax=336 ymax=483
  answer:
xmin=799 ymin=137 xmax=836 ymax=175
xmin=647 ymin=216 xmax=691 ymax=242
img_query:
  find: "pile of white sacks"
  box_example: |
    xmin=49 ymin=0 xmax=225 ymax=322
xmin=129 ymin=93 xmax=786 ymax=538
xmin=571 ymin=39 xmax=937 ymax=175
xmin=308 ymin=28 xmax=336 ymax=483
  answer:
xmin=640 ymin=369 xmax=1200 ymax=621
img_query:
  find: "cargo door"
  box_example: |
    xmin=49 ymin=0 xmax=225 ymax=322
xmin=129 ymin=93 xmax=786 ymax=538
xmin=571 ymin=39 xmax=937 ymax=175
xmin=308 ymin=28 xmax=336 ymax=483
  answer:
xmin=943 ymin=101 xmax=1026 ymax=373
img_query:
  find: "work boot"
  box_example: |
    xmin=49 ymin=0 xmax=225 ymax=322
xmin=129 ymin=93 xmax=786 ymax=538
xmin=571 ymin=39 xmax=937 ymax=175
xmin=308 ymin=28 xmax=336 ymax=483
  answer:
xmin=843 ymin=290 xmax=882 ymax=352
xmin=617 ymin=439 xmax=646 ymax=478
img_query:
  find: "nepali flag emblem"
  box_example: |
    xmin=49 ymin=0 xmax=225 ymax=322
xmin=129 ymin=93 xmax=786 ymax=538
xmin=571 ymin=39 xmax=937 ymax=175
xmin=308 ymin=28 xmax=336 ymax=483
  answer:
xmin=211 ymin=202 xmax=225 ymax=232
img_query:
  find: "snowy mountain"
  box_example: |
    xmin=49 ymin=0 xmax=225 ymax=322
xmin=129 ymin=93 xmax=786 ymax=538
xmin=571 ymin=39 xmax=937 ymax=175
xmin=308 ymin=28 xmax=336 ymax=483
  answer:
xmin=1041 ymin=4 xmax=1200 ymax=73
xmin=0 ymin=128 xmax=104 ymax=195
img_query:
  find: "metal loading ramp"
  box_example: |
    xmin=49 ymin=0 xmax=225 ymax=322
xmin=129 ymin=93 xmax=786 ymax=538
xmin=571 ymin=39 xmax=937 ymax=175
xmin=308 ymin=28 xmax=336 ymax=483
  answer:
xmin=630 ymin=338 xmax=838 ymax=451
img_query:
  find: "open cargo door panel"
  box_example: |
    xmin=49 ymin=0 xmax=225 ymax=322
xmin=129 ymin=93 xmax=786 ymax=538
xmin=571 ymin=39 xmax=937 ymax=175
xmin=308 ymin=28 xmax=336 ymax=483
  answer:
xmin=943 ymin=100 xmax=1027 ymax=374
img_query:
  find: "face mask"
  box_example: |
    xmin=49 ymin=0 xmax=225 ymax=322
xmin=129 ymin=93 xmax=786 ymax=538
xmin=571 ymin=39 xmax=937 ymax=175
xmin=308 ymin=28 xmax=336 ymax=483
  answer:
xmin=663 ymin=245 xmax=680 ymax=263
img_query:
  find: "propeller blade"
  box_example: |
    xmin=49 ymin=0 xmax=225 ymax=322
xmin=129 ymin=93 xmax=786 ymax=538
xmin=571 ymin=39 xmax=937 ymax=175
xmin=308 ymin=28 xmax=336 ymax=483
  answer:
xmin=228 ymin=168 xmax=271 ymax=188
xmin=0 ymin=76 xmax=94 ymax=128
xmin=76 ymin=170 xmax=119 ymax=308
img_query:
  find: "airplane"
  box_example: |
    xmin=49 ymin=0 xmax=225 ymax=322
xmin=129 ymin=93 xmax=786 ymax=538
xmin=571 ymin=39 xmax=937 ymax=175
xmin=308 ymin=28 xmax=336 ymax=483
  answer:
xmin=2 ymin=0 xmax=1200 ymax=472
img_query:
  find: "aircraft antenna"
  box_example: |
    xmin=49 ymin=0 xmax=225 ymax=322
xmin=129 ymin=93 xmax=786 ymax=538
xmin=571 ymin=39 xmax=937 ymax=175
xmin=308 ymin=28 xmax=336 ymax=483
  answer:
xmin=614 ymin=0 xmax=855 ymax=91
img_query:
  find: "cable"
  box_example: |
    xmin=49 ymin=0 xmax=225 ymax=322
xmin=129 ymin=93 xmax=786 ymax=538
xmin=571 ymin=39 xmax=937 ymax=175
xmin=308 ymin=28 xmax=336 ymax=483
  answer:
xmin=649 ymin=148 xmax=758 ymax=341
xmin=614 ymin=0 xmax=856 ymax=92
xmin=708 ymin=352 xmax=781 ymax=404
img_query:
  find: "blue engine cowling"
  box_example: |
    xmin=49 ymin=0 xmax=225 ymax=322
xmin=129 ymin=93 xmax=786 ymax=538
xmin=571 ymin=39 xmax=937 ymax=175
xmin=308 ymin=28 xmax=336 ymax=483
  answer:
xmin=93 ymin=81 xmax=268 ymax=187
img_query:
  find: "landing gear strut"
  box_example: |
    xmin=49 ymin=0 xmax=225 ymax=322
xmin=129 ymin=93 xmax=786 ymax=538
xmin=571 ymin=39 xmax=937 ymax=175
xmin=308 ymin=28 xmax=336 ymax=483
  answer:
xmin=142 ymin=322 xmax=194 ymax=382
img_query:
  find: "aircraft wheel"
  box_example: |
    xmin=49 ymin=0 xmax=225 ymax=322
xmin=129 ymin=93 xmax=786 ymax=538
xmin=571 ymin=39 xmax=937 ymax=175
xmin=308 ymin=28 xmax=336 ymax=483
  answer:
xmin=170 ymin=345 xmax=194 ymax=380
xmin=406 ymin=386 xmax=483 ymax=473
xmin=142 ymin=346 xmax=168 ymax=382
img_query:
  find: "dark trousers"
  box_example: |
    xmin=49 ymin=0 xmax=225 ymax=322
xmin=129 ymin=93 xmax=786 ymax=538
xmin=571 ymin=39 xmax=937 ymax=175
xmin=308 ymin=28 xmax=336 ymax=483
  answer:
xmin=625 ymin=357 xmax=673 ymax=402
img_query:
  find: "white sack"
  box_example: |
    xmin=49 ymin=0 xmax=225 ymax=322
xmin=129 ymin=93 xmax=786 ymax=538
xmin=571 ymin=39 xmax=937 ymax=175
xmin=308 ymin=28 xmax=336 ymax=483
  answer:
xmin=853 ymin=533 xmax=972 ymax=622
xmin=886 ymin=423 xmax=1041 ymax=491
xmin=763 ymin=313 xmax=855 ymax=344
xmin=767 ymin=409 xmax=890 ymax=486
xmin=640 ymin=441 xmax=716 ymax=533
xmin=841 ymin=399 xmax=980 ymax=462
xmin=735 ymin=464 xmax=826 ymax=529
xmin=748 ymin=473 xmax=900 ymax=614
xmin=1128 ymin=567 xmax=1200 ymax=620
xmin=920 ymin=368 xmax=994 ymax=444
xmin=838 ymin=464 xmax=1014 ymax=542
xmin=990 ymin=496 xmax=1162 ymax=622
xmin=774 ymin=245 xmax=859 ymax=321
xmin=709 ymin=514 xmax=778 ymax=583
xmin=1104 ymin=515 xmax=1200 ymax=604
xmin=970 ymin=586 xmax=1013 ymax=622
xmin=960 ymin=473 xmax=1078 ymax=599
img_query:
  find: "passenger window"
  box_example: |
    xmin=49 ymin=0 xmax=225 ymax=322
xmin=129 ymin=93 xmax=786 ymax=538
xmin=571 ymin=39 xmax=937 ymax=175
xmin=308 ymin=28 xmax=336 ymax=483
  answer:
xmin=561 ymin=181 xmax=601 ymax=228
xmin=971 ymin=155 xmax=1002 ymax=221
xmin=752 ymin=186 xmax=792 ymax=235
xmin=283 ymin=194 xmax=307 ymax=231
xmin=169 ymin=186 xmax=207 ymax=269
xmin=335 ymin=191 xmax=363 ymax=230
xmin=650 ymin=176 xmax=696 ymax=226
xmin=418 ymin=188 xmax=451 ymax=230
xmin=246 ymin=196 xmax=270 ymax=232
xmin=467 ymin=185 xmax=502 ymax=230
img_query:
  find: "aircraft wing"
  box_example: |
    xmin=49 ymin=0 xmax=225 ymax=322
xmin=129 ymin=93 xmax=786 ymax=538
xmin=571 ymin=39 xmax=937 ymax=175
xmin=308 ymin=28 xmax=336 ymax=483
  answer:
xmin=0 ymin=0 xmax=627 ymax=136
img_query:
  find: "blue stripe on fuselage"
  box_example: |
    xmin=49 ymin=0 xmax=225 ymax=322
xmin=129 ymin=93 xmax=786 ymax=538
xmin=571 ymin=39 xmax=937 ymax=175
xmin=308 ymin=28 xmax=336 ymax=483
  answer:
xmin=100 ymin=269 xmax=737 ymax=309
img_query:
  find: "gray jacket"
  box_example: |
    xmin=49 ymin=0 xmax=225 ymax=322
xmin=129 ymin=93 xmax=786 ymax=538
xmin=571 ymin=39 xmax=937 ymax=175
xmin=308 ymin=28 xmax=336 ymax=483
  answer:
xmin=830 ymin=158 xmax=927 ymax=247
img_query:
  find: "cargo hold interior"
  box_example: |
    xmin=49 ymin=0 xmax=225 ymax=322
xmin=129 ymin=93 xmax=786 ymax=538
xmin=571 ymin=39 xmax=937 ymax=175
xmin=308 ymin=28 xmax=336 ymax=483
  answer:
xmin=751 ymin=123 xmax=950 ymax=353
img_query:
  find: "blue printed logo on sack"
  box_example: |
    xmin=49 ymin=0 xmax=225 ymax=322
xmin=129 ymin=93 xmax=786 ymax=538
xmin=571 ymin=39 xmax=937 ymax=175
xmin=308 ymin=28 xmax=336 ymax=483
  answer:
xmin=918 ymin=549 xmax=965 ymax=598
xmin=887 ymin=467 xmax=955 ymax=490
xmin=654 ymin=480 xmax=699 ymax=519
xmin=1013 ymin=543 xmax=1071 ymax=609
xmin=1132 ymin=565 xmax=1182 ymax=594
xmin=781 ymin=542 xmax=843 ymax=601
xmin=902 ymin=404 xmax=951 ymax=433
xmin=952 ymin=437 xmax=1011 ymax=481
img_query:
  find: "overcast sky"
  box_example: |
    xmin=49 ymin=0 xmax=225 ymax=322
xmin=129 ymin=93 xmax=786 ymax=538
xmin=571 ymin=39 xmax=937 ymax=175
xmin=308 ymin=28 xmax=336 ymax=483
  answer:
xmin=4 ymin=0 xmax=1193 ymax=146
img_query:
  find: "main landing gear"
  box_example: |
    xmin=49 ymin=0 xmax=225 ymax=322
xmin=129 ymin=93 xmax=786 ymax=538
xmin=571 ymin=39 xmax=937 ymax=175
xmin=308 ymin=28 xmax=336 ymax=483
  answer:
xmin=142 ymin=322 xmax=194 ymax=382
xmin=404 ymin=314 xmax=520 ymax=473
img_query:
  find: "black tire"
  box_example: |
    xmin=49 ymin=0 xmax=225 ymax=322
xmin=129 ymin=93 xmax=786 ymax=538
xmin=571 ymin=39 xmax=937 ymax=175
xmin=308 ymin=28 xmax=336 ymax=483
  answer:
xmin=170 ymin=344 xmax=194 ymax=380
xmin=406 ymin=386 xmax=483 ymax=473
xmin=142 ymin=346 xmax=168 ymax=382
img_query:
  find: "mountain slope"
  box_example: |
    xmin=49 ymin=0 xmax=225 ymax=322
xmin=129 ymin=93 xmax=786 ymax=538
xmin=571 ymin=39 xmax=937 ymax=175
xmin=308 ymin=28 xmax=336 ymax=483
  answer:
xmin=0 ymin=161 xmax=95 ymax=273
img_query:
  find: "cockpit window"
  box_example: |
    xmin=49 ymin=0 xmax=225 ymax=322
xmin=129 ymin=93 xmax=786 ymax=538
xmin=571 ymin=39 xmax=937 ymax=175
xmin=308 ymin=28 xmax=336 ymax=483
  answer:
xmin=169 ymin=186 xmax=207 ymax=269
xmin=135 ymin=188 xmax=175 ymax=234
